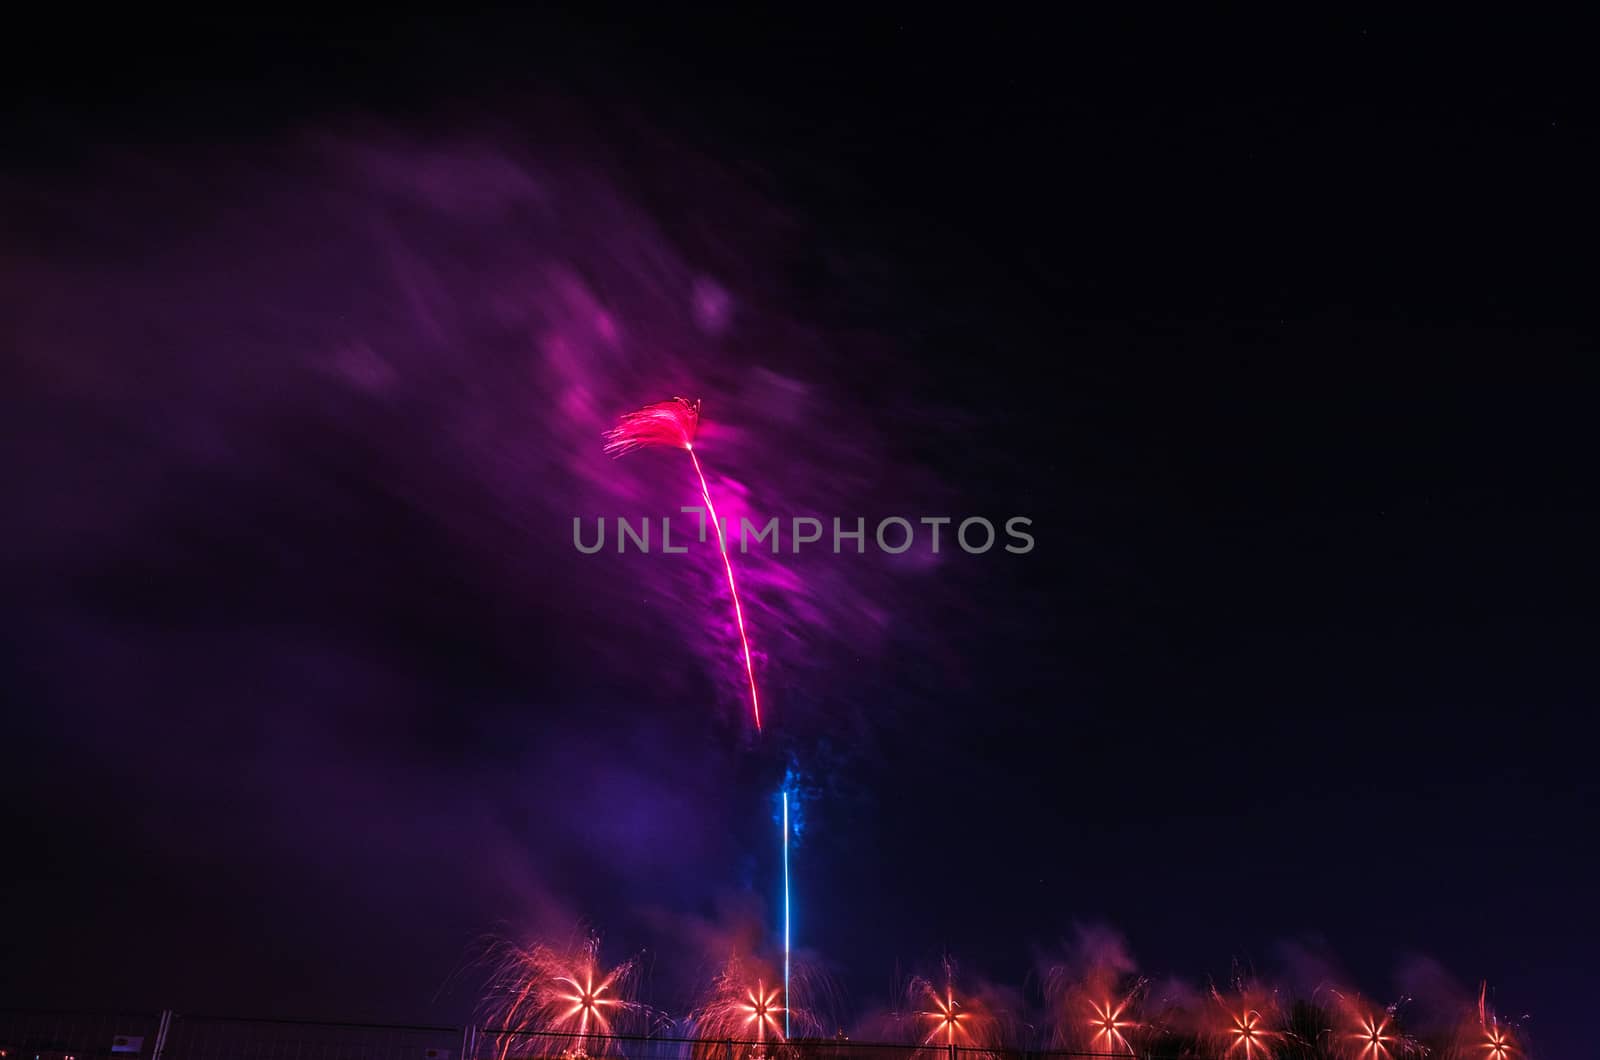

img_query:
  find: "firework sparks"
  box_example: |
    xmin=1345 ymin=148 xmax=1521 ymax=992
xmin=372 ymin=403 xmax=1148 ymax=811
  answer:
xmin=604 ymin=397 xmax=763 ymax=732
xmin=469 ymin=939 xmax=1528 ymax=1060
xmin=689 ymin=954 xmax=826 ymax=1059
xmin=1323 ymin=990 xmax=1421 ymax=1060
xmin=1042 ymin=946 xmax=1146 ymax=1056
xmin=1207 ymin=987 xmax=1280 ymax=1060
xmin=907 ymin=957 xmax=1001 ymax=1052
xmin=480 ymin=936 xmax=643 ymax=1059
xmin=1467 ymin=981 xmax=1519 ymax=1060
xmin=601 ymin=396 xmax=701 ymax=455
xmin=916 ymin=980 xmax=965 ymax=1047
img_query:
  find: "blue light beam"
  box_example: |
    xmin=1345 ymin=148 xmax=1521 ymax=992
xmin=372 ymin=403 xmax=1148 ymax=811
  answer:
xmin=782 ymin=788 xmax=791 ymax=1039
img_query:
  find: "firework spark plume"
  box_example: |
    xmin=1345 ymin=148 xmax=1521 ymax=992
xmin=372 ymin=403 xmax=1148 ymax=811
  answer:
xmin=1042 ymin=928 xmax=1150 ymax=1055
xmin=1456 ymin=983 xmax=1522 ymax=1060
xmin=1323 ymin=991 xmax=1421 ymax=1060
xmin=902 ymin=956 xmax=1006 ymax=1054
xmin=479 ymin=935 xmax=647 ymax=1059
xmin=1208 ymin=983 xmax=1285 ymax=1060
xmin=686 ymin=954 xmax=821 ymax=1058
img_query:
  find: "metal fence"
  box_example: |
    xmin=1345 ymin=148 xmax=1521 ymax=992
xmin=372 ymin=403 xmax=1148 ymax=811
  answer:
xmin=0 ymin=1012 xmax=459 ymax=1060
xmin=1 ymin=1012 xmax=1210 ymax=1060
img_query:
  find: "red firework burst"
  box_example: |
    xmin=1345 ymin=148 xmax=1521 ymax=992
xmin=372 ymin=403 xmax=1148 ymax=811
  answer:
xmin=601 ymin=397 xmax=700 ymax=455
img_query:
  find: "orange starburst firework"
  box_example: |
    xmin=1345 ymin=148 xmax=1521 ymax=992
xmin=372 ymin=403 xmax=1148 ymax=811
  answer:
xmin=1043 ymin=935 xmax=1145 ymax=1056
xmin=1351 ymin=1011 xmax=1394 ymax=1060
xmin=1207 ymin=987 xmax=1280 ymax=1060
xmin=916 ymin=980 xmax=966 ymax=1047
xmin=1226 ymin=1008 xmax=1276 ymax=1059
xmin=1042 ymin=954 xmax=1146 ymax=1056
xmin=906 ymin=956 xmax=1003 ymax=1054
xmin=1086 ymin=995 xmax=1139 ymax=1056
xmin=1482 ymin=1023 xmax=1514 ymax=1059
xmin=1327 ymin=990 xmax=1418 ymax=1060
xmin=552 ymin=967 xmax=622 ymax=1035
xmin=741 ymin=981 xmax=785 ymax=1043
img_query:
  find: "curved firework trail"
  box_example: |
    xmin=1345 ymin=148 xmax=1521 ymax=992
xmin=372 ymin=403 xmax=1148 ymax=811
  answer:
xmin=604 ymin=397 xmax=762 ymax=732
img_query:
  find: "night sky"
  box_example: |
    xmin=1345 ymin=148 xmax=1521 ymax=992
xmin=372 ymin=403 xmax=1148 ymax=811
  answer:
xmin=3 ymin=13 xmax=1594 ymax=1059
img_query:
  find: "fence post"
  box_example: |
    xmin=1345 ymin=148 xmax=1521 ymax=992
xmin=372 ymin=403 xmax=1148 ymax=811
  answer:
xmin=459 ymin=1025 xmax=477 ymax=1060
xmin=151 ymin=1011 xmax=174 ymax=1060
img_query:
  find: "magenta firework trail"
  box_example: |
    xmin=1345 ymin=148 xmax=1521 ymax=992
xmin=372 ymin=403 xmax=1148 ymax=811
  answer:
xmin=603 ymin=397 xmax=763 ymax=732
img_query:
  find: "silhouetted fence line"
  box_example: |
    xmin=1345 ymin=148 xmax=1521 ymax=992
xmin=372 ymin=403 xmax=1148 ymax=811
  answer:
xmin=1 ymin=1010 xmax=1218 ymax=1060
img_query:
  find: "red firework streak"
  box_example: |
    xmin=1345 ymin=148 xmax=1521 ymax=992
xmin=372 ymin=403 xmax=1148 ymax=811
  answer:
xmin=604 ymin=397 xmax=763 ymax=731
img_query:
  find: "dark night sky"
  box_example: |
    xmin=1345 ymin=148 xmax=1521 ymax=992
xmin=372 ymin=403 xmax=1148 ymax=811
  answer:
xmin=2 ymin=12 xmax=1595 ymax=1059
